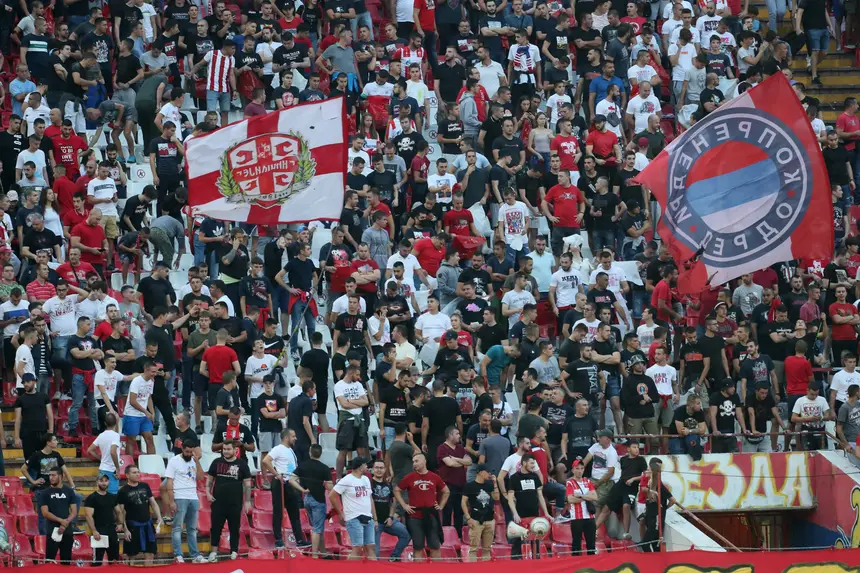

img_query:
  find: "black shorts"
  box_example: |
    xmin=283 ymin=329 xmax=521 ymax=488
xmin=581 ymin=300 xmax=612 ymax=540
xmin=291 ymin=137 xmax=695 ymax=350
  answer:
xmin=207 ymin=382 xmax=221 ymax=411
xmin=406 ymin=514 xmax=441 ymax=550
xmin=606 ymin=480 xmax=637 ymax=513
xmin=194 ymin=372 xmax=209 ymax=396
xmin=336 ymin=419 xmax=368 ymax=451
xmin=124 ymin=522 xmax=157 ymax=556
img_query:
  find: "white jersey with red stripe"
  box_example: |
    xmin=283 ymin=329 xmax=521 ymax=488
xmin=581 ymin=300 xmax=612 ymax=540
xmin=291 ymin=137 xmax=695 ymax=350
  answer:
xmin=393 ymin=46 xmax=426 ymax=77
xmin=204 ymin=50 xmax=234 ymax=93
xmin=386 ymin=118 xmax=416 ymax=140
xmin=564 ymin=477 xmax=596 ymax=520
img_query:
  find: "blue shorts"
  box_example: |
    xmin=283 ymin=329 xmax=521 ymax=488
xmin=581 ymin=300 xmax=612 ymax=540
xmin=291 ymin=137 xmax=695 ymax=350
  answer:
xmin=345 ymin=516 xmax=375 ymax=547
xmin=807 ymin=28 xmax=830 ymax=52
xmin=122 ymin=415 xmax=153 ymax=437
xmin=99 ymin=470 xmax=120 ymax=494
xmin=606 ymin=373 xmax=621 ymax=398
xmin=206 ymin=90 xmax=231 ymax=113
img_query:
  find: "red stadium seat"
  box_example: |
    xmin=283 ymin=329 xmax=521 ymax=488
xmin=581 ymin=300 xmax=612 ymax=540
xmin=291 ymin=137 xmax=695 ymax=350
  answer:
xmin=240 ymin=510 xmax=252 ymax=534
xmin=8 ymin=495 xmax=37 ymax=517
xmin=491 ymin=544 xmax=512 ymax=559
xmin=10 ymin=533 xmax=39 ymax=562
xmin=82 ymin=435 xmax=98 ymax=460
xmin=253 ymin=489 xmax=272 ymax=510
xmin=249 ymin=530 xmax=274 ymax=549
xmin=17 ymin=514 xmax=40 ymax=537
xmin=442 ymin=526 xmax=461 ymax=547
xmin=199 ymin=494 xmax=211 ymax=511
xmin=610 ymin=539 xmax=634 ymax=552
xmin=0 ymin=477 xmax=25 ymax=497
xmin=71 ymin=535 xmax=92 ymax=560
xmin=139 ymin=474 xmax=162 ymax=498
xmin=117 ymin=455 xmax=135 ymax=478
xmin=197 ymin=509 xmax=211 ymax=535
xmin=379 ymin=531 xmax=400 ymax=549
xmin=0 ymin=513 xmax=12 ymax=532
xmin=251 ymin=509 xmax=273 ymax=532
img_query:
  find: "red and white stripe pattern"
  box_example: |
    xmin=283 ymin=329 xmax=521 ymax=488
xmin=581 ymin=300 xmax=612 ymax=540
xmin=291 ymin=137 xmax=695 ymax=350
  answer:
xmin=565 ymin=477 xmax=596 ymax=520
xmin=205 ymin=49 xmax=234 ymax=92
xmin=185 ymin=97 xmax=347 ymax=225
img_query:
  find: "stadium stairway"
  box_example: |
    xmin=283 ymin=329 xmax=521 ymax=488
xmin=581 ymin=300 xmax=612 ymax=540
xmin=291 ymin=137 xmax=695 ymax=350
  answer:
xmin=748 ymin=0 xmax=860 ymax=123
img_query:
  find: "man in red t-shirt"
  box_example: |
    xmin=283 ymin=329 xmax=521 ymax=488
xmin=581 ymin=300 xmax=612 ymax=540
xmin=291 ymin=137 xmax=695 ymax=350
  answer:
xmin=412 ymin=233 xmax=448 ymax=277
xmin=442 ymin=193 xmax=477 ymax=236
xmin=586 ymin=115 xmax=622 ymax=172
xmin=837 ymin=100 xmax=860 ymax=154
xmin=394 ymin=451 xmax=448 ymax=561
xmin=651 ymin=266 xmax=680 ymax=323
xmin=368 ymin=189 xmax=395 ymax=239
xmin=51 ymin=121 xmax=87 ymax=176
xmin=75 ymin=159 xmax=97 ymax=195
xmin=550 ymin=119 xmax=582 ymax=174
xmin=200 ymin=329 xmax=240 ymax=409
xmin=830 ymin=284 xmax=859 ymax=360
xmin=70 ymin=210 xmax=107 ymax=272
xmin=62 ymin=193 xmax=90 ymax=239
xmin=410 ymin=144 xmax=431 ymax=208
xmin=53 ymin=165 xmax=79 ymax=212
xmin=542 ymin=169 xmax=585 ymax=257
xmin=350 ymin=243 xmax=381 ymax=309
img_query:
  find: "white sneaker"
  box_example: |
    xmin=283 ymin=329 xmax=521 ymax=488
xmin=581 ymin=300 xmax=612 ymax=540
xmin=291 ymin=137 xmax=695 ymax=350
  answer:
xmin=175 ymin=556 xmax=185 ymax=564
xmin=230 ymin=552 xmax=238 ymax=560
xmin=622 ymin=533 xmax=633 ymax=540
xmin=60 ymin=393 xmax=72 ymax=401
xmin=192 ymin=555 xmax=208 ymax=564
xmin=208 ymin=551 xmax=218 ymax=563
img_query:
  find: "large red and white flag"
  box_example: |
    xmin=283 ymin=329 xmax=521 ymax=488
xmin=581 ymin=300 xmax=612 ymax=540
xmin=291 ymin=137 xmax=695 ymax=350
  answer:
xmin=185 ymin=97 xmax=347 ymax=224
xmin=634 ymin=73 xmax=833 ymax=294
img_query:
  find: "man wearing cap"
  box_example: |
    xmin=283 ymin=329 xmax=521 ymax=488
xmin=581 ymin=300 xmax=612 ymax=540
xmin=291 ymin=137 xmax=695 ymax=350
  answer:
xmin=462 ymin=463 xmax=500 ymax=561
xmin=331 ymin=457 xmax=377 ymax=560
xmin=395 ymin=452 xmax=449 ymax=562
xmin=744 ymin=382 xmax=785 ymax=453
xmin=422 ymin=329 xmax=470 ymax=382
xmin=581 ymin=429 xmax=619 ymax=511
xmin=709 ymin=378 xmax=747 ymax=453
xmin=621 ymin=353 xmax=660 ymax=450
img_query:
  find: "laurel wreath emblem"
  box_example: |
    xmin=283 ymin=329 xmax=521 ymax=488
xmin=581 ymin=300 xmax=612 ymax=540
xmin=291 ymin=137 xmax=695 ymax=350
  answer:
xmin=216 ymin=130 xmax=317 ymax=204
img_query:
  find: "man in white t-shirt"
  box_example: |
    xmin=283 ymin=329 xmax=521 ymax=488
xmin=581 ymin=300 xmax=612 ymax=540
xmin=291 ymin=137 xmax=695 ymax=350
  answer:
xmin=386 ymin=241 xmax=428 ymax=288
xmin=87 ymin=412 xmax=122 ymax=493
xmin=549 ymin=252 xmax=586 ymax=338
xmin=646 ymin=346 xmax=679 ymax=436
xmin=502 ymin=273 xmax=537 ymax=330
xmin=791 ymin=382 xmax=832 ymax=451
xmin=123 ymin=364 xmax=157 ymax=455
xmin=696 ymin=0 xmax=722 ymax=37
xmin=496 ymin=188 xmax=530 ymax=258
xmin=94 ymin=355 xmax=124 ymax=430
xmin=331 ymin=457 xmax=376 ymax=559
xmin=427 ymin=158 xmax=458 ymax=208
xmin=628 ymin=49 xmax=659 ymax=89
xmin=595 ymin=84 xmax=624 ymax=138
xmin=244 ymin=338 xmax=280 ymax=401
xmin=327 ymin=279 xmax=367 ymax=324
xmin=164 ymin=441 xmax=206 ymax=563
xmin=262 ymin=428 xmax=310 ymax=549
xmin=831 ymin=354 xmax=860 ymax=413
xmin=497 ymin=435 xmax=531 ymax=495
xmin=582 ymin=429 xmax=619 ymax=509
xmin=476 ymin=46 xmax=506 ymax=98
xmin=14 ymin=324 xmax=37 ymax=389
xmin=668 ymin=29 xmax=696 ymax=102
xmin=415 ymin=297 xmax=452 ymax=343
xmin=334 ymin=365 xmax=370 ymax=476
xmin=625 ymin=81 xmax=661 ymax=134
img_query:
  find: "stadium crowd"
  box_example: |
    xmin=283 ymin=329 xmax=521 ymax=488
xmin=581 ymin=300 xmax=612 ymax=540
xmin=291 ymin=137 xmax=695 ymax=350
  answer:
xmin=0 ymin=0 xmax=857 ymax=564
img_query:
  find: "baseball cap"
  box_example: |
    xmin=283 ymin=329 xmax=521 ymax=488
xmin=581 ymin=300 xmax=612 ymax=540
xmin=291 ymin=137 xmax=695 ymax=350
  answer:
xmin=571 ymin=458 xmax=583 ymax=467
xmin=628 ymin=354 xmax=646 ymax=366
xmin=0 ymin=245 xmax=11 ymax=254
xmin=443 ymin=330 xmax=459 ymax=341
xmin=386 ymin=280 xmax=399 ymax=291
xmin=346 ymin=350 xmax=363 ymax=362
xmin=6 ymin=191 xmax=18 ymax=202
xmin=475 ymin=463 xmax=491 ymax=474
xmin=597 ymin=429 xmax=614 ymax=439
xmin=720 ymin=377 xmax=735 ymax=389
xmin=22 ymin=373 xmax=36 ymax=382
xmin=593 ymin=114 xmax=607 ymax=123
xmin=637 ymin=136 xmax=649 ymax=147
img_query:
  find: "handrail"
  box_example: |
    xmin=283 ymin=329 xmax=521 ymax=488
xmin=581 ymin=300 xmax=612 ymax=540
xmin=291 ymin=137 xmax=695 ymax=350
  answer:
xmin=673 ymin=502 xmax=743 ymax=552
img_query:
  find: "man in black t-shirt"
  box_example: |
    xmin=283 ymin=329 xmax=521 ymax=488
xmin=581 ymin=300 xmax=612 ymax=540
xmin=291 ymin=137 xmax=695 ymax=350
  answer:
xmin=380 ymin=370 xmax=411 ymax=446
xmin=40 ymin=468 xmax=78 ymax=564
xmin=67 ymin=316 xmax=103 ymax=438
xmin=462 ymin=463 xmax=499 ymax=559
xmin=423 ymin=378 xmax=463 ymax=470
xmin=668 ymin=394 xmax=707 ymax=456
xmin=286 ymin=378 xmax=313 ymax=459
xmin=13 ymin=374 xmax=52 ymax=458
xmin=205 ymin=440 xmax=252 ymax=560
xmin=117 ymin=465 xmax=163 ymax=564
xmin=212 ymin=406 xmax=256 ymax=453
xmin=709 ymin=378 xmax=747 ymax=453
xmin=507 ymin=454 xmax=549 ymax=559
xmin=744 ymin=382 xmax=785 ymax=453
xmin=84 ymin=473 xmax=120 ymax=565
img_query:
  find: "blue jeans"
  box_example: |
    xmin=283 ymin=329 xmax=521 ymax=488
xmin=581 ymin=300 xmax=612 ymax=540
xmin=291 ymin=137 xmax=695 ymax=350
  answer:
xmin=208 ymin=250 xmax=220 ymax=280
xmin=172 ymin=498 xmax=200 ymax=558
xmin=193 ymin=232 xmax=206 ymax=266
xmin=181 ymin=357 xmax=194 ymax=410
xmin=543 ymin=480 xmax=567 ymax=509
xmin=351 ymin=11 xmax=375 ymax=40
xmin=669 ymin=435 xmax=702 ymax=455
xmin=68 ymin=374 xmax=96 ymax=434
xmin=807 ymin=28 xmax=830 ymax=52
xmin=766 ymin=0 xmax=787 ymax=32
xmin=505 ymin=244 xmax=530 ymax=268
xmin=345 ymin=517 xmax=375 ymax=547
xmin=376 ymin=519 xmax=410 ymax=559
xmin=206 ymin=90 xmax=231 ymax=112
xmin=53 ymin=335 xmax=70 ymax=362
xmin=289 ymin=297 xmax=316 ymax=353
xmin=303 ymin=494 xmax=327 ymax=533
